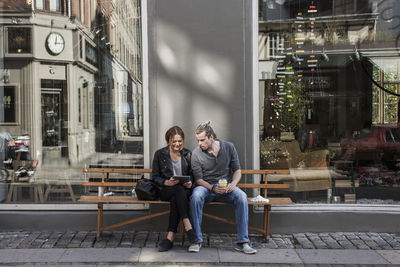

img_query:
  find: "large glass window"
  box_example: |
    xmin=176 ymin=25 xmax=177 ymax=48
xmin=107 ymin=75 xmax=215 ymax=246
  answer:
xmin=0 ymin=0 xmax=143 ymax=204
xmin=259 ymin=0 xmax=400 ymax=205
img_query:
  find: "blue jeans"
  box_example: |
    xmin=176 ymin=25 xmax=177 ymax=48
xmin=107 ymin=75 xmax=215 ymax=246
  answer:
xmin=190 ymin=186 xmax=249 ymax=244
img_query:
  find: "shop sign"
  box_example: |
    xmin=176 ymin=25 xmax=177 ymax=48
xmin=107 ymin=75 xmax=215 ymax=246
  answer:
xmin=39 ymin=65 xmax=66 ymax=80
xmin=85 ymin=42 xmax=98 ymax=67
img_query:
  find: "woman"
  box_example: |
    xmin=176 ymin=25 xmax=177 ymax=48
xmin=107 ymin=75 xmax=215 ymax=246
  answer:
xmin=152 ymin=126 xmax=197 ymax=252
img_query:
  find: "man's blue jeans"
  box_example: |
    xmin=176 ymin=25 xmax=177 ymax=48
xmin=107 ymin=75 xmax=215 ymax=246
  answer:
xmin=190 ymin=186 xmax=249 ymax=244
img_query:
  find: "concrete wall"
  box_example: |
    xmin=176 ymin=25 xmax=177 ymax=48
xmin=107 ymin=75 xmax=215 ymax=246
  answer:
xmin=1 ymin=208 xmax=400 ymax=233
xmin=147 ymin=0 xmax=258 ymax=171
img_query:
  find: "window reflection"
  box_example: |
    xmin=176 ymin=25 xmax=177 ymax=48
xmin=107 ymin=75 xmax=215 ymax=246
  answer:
xmin=260 ymin=0 xmax=400 ymax=205
xmin=1 ymin=0 xmax=143 ymax=204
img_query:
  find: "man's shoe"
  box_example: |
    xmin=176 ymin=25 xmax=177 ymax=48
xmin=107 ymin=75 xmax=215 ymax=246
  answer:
xmin=188 ymin=243 xmax=201 ymax=253
xmin=185 ymin=229 xmax=198 ymax=244
xmin=158 ymin=238 xmax=173 ymax=252
xmin=235 ymin=243 xmax=257 ymax=254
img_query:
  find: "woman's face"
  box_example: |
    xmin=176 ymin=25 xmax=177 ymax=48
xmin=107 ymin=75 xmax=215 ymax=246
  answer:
xmin=170 ymin=134 xmax=183 ymax=152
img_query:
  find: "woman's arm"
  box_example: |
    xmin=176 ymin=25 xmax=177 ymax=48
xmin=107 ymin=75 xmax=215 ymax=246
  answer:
xmin=151 ymin=150 xmax=167 ymax=187
xmin=182 ymin=150 xmax=194 ymax=188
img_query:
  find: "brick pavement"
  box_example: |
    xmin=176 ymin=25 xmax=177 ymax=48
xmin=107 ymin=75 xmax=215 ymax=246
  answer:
xmin=0 ymin=231 xmax=399 ymax=250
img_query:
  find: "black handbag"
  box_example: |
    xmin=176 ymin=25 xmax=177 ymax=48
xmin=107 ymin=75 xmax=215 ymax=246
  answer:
xmin=135 ymin=178 xmax=160 ymax=200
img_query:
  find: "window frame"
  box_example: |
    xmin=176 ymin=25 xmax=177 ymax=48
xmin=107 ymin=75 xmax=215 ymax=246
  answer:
xmin=35 ymin=0 xmax=65 ymax=13
xmin=5 ymin=27 xmax=33 ymax=56
xmin=82 ymin=84 xmax=89 ymax=129
xmin=372 ymin=58 xmax=400 ymax=125
xmin=0 ymin=84 xmax=20 ymax=126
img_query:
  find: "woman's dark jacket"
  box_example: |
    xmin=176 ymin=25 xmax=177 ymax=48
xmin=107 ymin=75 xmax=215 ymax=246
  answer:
xmin=151 ymin=146 xmax=193 ymax=189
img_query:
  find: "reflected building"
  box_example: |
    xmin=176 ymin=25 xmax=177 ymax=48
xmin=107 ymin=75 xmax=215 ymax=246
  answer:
xmin=258 ymin=0 xmax=400 ymax=202
xmin=0 ymin=0 xmax=143 ymax=166
xmin=259 ymin=0 xmax=381 ymax=141
xmin=95 ymin=0 xmax=143 ymax=156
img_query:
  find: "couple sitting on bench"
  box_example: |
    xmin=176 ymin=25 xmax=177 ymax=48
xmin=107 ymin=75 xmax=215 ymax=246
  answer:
xmin=152 ymin=121 xmax=257 ymax=254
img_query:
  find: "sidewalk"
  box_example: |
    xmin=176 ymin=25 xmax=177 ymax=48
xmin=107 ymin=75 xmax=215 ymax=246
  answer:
xmin=0 ymin=231 xmax=399 ymax=265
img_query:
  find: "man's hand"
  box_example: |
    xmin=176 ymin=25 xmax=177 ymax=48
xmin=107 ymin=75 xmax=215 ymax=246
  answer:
xmin=225 ymin=183 xmax=236 ymax=193
xmin=213 ymin=185 xmax=227 ymax=194
xmin=164 ymin=178 xmax=179 ymax=186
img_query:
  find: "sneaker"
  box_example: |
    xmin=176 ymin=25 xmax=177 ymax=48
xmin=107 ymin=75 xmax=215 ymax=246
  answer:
xmin=185 ymin=229 xmax=198 ymax=244
xmin=188 ymin=243 xmax=201 ymax=253
xmin=158 ymin=238 xmax=173 ymax=252
xmin=235 ymin=243 xmax=257 ymax=254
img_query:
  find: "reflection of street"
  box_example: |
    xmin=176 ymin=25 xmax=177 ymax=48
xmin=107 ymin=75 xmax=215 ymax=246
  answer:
xmin=2 ymin=153 xmax=145 ymax=203
xmin=34 ymin=153 xmax=144 ymax=183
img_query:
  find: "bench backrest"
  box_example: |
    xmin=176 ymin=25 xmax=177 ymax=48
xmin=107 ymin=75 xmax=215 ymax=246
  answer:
xmin=82 ymin=168 xmax=290 ymax=198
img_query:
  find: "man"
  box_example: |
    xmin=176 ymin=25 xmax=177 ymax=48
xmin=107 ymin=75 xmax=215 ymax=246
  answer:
xmin=188 ymin=121 xmax=256 ymax=254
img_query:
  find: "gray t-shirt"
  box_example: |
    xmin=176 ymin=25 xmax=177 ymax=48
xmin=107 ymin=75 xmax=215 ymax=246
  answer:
xmin=172 ymin=157 xmax=182 ymax=176
xmin=191 ymin=140 xmax=241 ymax=185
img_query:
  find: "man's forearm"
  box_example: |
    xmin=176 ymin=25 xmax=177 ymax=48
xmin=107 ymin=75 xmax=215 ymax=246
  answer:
xmin=196 ymin=179 xmax=213 ymax=190
xmin=231 ymin=169 xmax=242 ymax=186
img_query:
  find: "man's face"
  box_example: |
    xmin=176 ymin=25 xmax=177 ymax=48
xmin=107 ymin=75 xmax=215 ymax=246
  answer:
xmin=196 ymin=131 xmax=213 ymax=151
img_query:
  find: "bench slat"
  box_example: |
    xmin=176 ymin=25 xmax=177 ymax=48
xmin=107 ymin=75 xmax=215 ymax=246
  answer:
xmin=238 ymin=183 xmax=289 ymax=189
xmin=83 ymin=168 xmax=289 ymax=175
xmin=83 ymin=168 xmax=152 ymax=174
xmin=82 ymin=182 xmax=137 ymax=187
xmin=82 ymin=169 xmax=291 ymax=190
xmin=81 ymin=182 xmax=290 ymax=190
xmin=78 ymin=195 xmax=293 ymax=205
xmin=241 ymin=170 xmax=290 ymax=175
xmin=79 ymin=195 xmax=167 ymax=204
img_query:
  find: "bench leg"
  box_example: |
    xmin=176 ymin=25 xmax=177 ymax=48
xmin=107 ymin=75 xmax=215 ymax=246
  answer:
xmin=67 ymin=181 xmax=76 ymax=202
xmin=264 ymin=205 xmax=271 ymax=240
xmin=44 ymin=182 xmax=51 ymax=201
xmin=97 ymin=203 xmax=103 ymax=239
xmin=36 ymin=184 xmax=44 ymax=203
xmin=6 ymin=183 xmax=14 ymax=203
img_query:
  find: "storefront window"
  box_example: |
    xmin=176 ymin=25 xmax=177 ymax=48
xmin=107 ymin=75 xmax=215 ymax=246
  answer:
xmin=259 ymin=0 xmax=400 ymax=205
xmin=0 ymin=0 xmax=143 ymax=204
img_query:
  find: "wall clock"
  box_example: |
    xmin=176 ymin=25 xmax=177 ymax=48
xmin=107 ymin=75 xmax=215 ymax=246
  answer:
xmin=46 ymin=32 xmax=65 ymax=55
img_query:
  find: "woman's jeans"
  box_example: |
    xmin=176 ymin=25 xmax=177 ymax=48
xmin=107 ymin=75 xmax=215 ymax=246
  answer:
xmin=160 ymin=185 xmax=191 ymax=233
xmin=190 ymin=186 xmax=249 ymax=244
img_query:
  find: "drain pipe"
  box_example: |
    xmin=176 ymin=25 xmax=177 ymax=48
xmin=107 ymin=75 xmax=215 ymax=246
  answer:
xmin=68 ymin=0 xmax=71 ymax=18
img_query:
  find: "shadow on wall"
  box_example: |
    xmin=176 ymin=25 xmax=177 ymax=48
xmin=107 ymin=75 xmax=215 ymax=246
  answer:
xmin=155 ymin=19 xmax=241 ymax=148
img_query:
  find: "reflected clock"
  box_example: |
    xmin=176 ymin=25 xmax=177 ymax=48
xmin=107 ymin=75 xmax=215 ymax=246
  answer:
xmin=46 ymin=32 xmax=65 ymax=55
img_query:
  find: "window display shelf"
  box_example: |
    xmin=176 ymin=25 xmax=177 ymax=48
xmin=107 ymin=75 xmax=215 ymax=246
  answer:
xmin=355 ymin=186 xmax=400 ymax=201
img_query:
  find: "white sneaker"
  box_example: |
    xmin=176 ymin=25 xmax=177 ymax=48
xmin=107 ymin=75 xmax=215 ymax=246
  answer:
xmin=235 ymin=242 xmax=257 ymax=254
xmin=188 ymin=243 xmax=201 ymax=253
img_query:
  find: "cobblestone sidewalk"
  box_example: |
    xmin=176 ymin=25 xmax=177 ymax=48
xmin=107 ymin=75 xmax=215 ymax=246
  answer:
xmin=1 ymin=231 xmax=400 ymax=250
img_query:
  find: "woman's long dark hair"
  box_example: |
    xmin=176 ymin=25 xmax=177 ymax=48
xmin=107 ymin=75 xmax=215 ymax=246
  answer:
xmin=165 ymin=126 xmax=185 ymax=150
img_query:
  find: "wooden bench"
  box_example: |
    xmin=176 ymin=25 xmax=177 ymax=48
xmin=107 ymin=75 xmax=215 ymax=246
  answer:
xmin=78 ymin=168 xmax=294 ymax=239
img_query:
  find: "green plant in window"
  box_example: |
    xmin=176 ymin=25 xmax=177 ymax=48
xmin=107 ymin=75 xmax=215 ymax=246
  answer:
xmin=280 ymin=74 xmax=309 ymax=133
xmin=260 ymin=137 xmax=291 ymax=166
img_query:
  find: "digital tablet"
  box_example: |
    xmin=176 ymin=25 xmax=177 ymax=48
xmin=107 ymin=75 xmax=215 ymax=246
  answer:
xmin=173 ymin=175 xmax=191 ymax=184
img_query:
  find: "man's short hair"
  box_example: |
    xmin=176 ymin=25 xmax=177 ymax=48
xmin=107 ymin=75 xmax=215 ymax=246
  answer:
xmin=195 ymin=121 xmax=217 ymax=139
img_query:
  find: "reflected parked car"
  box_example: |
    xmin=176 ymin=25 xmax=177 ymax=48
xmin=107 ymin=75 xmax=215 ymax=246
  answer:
xmin=340 ymin=125 xmax=400 ymax=166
